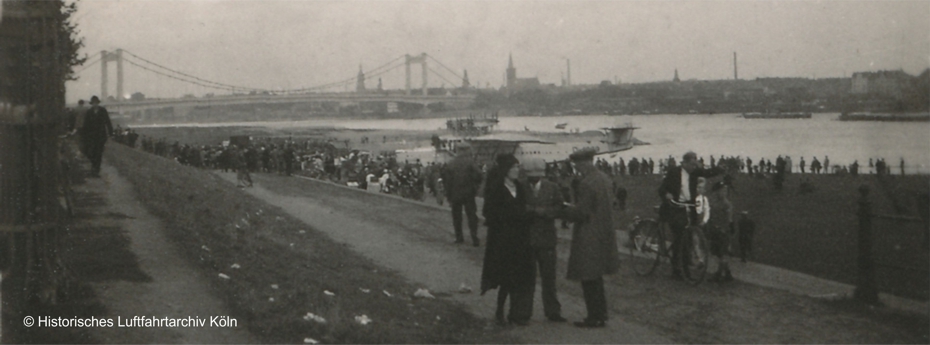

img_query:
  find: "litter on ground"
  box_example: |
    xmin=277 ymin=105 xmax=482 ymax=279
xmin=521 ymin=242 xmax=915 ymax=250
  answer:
xmin=302 ymin=312 xmax=326 ymax=324
xmin=355 ymin=315 xmax=373 ymax=325
xmin=414 ymin=288 xmax=435 ymax=299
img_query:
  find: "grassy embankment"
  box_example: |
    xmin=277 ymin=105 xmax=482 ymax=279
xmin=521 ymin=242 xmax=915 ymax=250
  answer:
xmin=614 ymin=171 xmax=929 ymax=301
xmin=104 ymin=143 xmax=515 ymax=344
xmin=129 ymin=125 xmax=929 ymax=301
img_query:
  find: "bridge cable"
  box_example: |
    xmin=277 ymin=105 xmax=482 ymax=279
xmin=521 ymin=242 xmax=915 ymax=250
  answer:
xmin=73 ymin=55 xmax=103 ymax=75
xmin=428 ymin=67 xmax=459 ymax=88
xmin=284 ymin=54 xmax=406 ymax=94
xmin=362 ymin=61 xmax=407 ymax=82
xmin=426 ymin=55 xmax=464 ymax=80
xmin=122 ymin=56 xmax=249 ymax=93
xmin=122 ymin=50 xmax=268 ymax=92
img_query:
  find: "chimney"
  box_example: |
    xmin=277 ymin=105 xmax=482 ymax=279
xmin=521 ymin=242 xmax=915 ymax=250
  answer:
xmin=566 ymin=59 xmax=572 ymax=86
xmin=733 ymin=52 xmax=738 ymax=80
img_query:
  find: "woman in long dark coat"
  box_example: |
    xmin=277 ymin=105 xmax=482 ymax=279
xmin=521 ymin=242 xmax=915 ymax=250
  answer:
xmin=480 ymin=154 xmax=535 ymax=326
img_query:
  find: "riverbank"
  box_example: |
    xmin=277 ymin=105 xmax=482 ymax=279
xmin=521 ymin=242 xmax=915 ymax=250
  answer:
xmin=100 ymin=142 xmax=927 ymax=343
xmin=103 ymin=143 xmax=515 ymax=343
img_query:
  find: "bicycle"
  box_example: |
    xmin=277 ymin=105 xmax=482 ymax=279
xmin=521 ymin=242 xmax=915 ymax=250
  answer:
xmin=628 ymin=201 xmax=710 ymax=285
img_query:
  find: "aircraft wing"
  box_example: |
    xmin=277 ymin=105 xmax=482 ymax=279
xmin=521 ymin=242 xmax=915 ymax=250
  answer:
xmin=466 ymin=133 xmax=554 ymax=144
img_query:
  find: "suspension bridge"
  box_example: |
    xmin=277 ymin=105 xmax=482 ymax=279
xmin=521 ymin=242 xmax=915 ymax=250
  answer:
xmin=73 ymin=49 xmax=478 ymax=122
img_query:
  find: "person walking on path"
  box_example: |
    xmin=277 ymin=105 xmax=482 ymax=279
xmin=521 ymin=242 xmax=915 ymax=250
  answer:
xmin=657 ymin=151 xmax=725 ymax=280
xmin=80 ymin=96 xmax=113 ymax=177
xmin=560 ymin=148 xmax=618 ymax=328
xmin=522 ymin=157 xmax=567 ymax=323
xmin=481 ymin=154 xmax=535 ymax=326
xmin=442 ymin=142 xmax=484 ymax=246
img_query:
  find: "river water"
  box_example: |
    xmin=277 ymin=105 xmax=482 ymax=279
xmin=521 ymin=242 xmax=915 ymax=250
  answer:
xmin=146 ymin=113 xmax=930 ymax=174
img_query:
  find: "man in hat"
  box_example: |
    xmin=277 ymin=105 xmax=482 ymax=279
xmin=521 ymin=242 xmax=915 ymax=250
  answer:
xmin=560 ymin=148 xmax=618 ymax=328
xmin=523 ymin=157 xmax=566 ymax=322
xmin=658 ymin=151 xmax=726 ymax=279
xmin=80 ymin=96 xmax=113 ymax=177
xmin=441 ymin=141 xmax=483 ymax=246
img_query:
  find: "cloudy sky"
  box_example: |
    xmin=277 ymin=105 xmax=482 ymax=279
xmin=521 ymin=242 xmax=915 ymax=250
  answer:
xmin=64 ymin=0 xmax=929 ymax=102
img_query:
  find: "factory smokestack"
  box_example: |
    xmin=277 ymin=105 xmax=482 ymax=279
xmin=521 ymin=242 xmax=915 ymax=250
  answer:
xmin=566 ymin=59 xmax=571 ymax=86
xmin=733 ymin=52 xmax=738 ymax=80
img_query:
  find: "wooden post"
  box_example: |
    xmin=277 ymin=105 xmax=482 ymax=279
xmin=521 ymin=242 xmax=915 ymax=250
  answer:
xmin=854 ymin=184 xmax=880 ymax=304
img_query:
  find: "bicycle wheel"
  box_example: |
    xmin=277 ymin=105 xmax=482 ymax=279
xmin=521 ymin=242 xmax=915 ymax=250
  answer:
xmin=629 ymin=219 xmax=662 ymax=276
xmin=685 ymin=225 xmax=709 ymax=285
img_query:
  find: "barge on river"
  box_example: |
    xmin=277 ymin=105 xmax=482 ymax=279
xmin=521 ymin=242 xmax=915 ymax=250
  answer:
xmin=838 ymin=112 xmax=930 ymax=122
xmin=742 ymin=111 xmax=812 ymax=119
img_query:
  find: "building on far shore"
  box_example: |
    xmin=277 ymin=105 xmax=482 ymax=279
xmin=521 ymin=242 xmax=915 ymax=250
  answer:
xmin=504 ymin=54 xmax=541 ymax=94
xmin=850 ymin=70 xmax=910 ymax=99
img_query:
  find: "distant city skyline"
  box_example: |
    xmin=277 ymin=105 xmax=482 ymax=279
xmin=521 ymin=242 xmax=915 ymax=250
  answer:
xmin=64 ymin=1 xmax=929 ymax=102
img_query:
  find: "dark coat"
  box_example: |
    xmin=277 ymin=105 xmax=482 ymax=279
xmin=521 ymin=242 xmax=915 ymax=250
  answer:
xmin=480 ymin=178 xmax=534 ymax=295
xmin=525 ymin=179 xmax=563 ymax=248
xmin=442 ymin=154 xmax=483 ymax=203
xmin=561 ymin=168 xmax=618 ymax=281
xmin=80 ymin=105 xmax=113 ymax=143
xmin=657 ymin=165 xmax=725 ymax=219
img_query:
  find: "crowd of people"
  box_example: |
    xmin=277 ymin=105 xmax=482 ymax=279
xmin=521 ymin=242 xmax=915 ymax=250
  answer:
xmin=91 ymin=113 xmax=913 ymax=330
xmin=565 ymin=154 xmax=910 ymax=178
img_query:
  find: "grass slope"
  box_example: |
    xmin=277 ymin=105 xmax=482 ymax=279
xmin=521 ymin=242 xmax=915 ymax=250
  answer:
xmin=104 ymin=143 xmax=514 ymax=344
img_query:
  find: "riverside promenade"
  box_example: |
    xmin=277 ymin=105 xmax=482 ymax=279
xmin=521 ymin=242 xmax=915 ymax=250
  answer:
xmin=214 ymin=170 xmax=928 ymax=343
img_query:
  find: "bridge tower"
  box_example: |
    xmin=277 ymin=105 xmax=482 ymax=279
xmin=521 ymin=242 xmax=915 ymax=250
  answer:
xmin=405 ymin=53 xmax=428 ymax=96
xmin=356 ymin=64 xmax=366 ymax=93
xmin=100 ymin=49 xmax=124 ymax=102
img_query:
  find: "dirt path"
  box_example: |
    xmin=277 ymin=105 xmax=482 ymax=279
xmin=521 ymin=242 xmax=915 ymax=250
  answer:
xmin=76 ymin=165 xmax=256 ymax=343
xmin=217 ymin=172 xmax=668 ymax=344
xmin=215 ymin=171 xmax=927 ymax=344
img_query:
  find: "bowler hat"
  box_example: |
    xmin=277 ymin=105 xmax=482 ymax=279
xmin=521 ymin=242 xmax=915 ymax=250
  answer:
xmin=569 ymin=147 xmax=597 ymax=162
xmin=90 ymin=96 xmax=101 ymax=104
xmin=495 ymin=153 xmax=519 ymax=171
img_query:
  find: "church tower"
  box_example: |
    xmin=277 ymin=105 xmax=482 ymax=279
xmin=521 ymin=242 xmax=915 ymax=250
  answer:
xmin=673 ymin=68 xmax=680 ymax=82
xmin=356 ymin=65 xmax=366 ymax=93
xmin=506 ymin=53 xmax=516 ymax=88
xmin=462 ymin=69 xmax=470 ymax=89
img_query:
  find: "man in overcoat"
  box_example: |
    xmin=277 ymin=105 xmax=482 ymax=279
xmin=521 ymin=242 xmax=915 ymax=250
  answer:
xmin=80 ymin=96 xmax=113 ymax=177
xmin=523 ymin=157 xmax=566 ymax=322
xmin=657 ymin=151 xmax=725 ymax=279
xmin=441 ymin=142 xmax=484 ymax=246
xmin=560 ymin=148 xmax=618 ymax=328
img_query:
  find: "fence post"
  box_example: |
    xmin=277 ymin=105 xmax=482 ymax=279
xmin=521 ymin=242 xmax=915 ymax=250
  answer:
xmin=854 ymin=184 xmax=880 ymax=304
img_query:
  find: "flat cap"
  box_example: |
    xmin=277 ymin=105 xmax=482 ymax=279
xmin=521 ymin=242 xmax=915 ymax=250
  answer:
xmin=569 ymin=147 xmax=597 ymax=161
xmin=523 ymin=157 xmax=547 ymax=177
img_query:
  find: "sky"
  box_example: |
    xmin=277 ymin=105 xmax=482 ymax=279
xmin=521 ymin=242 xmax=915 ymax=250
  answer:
xmin=64 ymin=0 xmax=930 ymax=102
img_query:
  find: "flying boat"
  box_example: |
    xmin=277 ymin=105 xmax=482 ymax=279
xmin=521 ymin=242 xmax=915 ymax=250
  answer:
xmin=396 ymin=121 xmax=640 ymax=167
